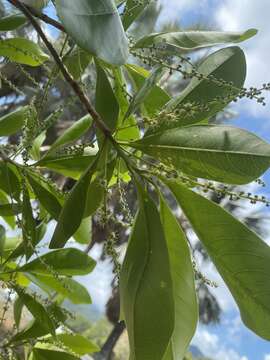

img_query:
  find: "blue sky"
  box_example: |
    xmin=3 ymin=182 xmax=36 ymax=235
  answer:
xmin=30 ymin=1 xmax=270 ymax=359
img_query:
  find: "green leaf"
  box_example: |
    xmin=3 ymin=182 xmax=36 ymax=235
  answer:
xmin=0 ymin=224 xmax=5 ymax=258
xmin=44 ymin=114 xmax=92 ymax=158
xmin=0 ymin=163 xmax=20 ymax=200
xmin=0 ymin=106 xmax=29 ymax=136
xmin=0 ymin=38 xmax=49 ymax=66
xmin=0 ymin=203 xmax=21 ymax=216
xmin=55 ymin=0 xmax=129 ymax=65
xmin=30 ymin=131 xmax=46 ymax=161
xmin=126 ymin=64 xmax=170 ymax=117
xmin=159 ymin=196 xmax=198 ymax=360
xmin=134 ymin=29 xmax=258 ymax=52
xmin=22 ymin=186 xmax=37 ymax=259
xmin=167 ymin=180 xmax=270 ymax=341
xmin=13 ymin=296 xmax=24 ymax=328
xmin=63 ymin=48 xmax=92 ymax=80
xmin=47 ymin=334 xmax=99 ymax=355
xmin=83 ymin=179 xmax=104 ymax=218
xmin=120 ymin=190 xmax=174 ymax=359
xmin=49 ymin=153 xmax=101 ymax=248
xmin=14 ymin=286 xmax=55 ymax=335
xmin=27 ymin=172 xmax=62 ymax=220
xmin=0 ymin=191 xmax=16 ymax=229
xmin=96 ymin=63 xmax=119 ymax=132
xmin=17 ymin=248 xmax=96 ymax=276
xmin=37 ymin=154 xmax=97 ymax=179
xmin=27 ymin=273 xmax=92 ymax=304
xmin=125 ymin=65 xmax=165 ymax=119
xmin=131 ymin=125 xmax=270 ymax=184
xmin=31 ymin=348 xmax=78 ymax=360
xmin=122 ymin=0 xmax=150 ymax=30
xmin=0 ymin=14 xmax=26 ymax=31
xmin=74 ymin=215 xmax=92 ymax=244
xmin=160 ymin=46 xmax=246 ymax=129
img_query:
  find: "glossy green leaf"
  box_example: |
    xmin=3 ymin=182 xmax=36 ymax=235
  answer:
xmin=126 ymin=64 xmax=170 ymax=117
xmin=120 ymin=191 xmax=174 ymax=360
xmin=131 ymin=125 xmax=270 ymax=184
xmin=159 ymin=195 xmax=198 ymax=360
xmin=0 ymin=14 xmax=26 ymax=31
xmin=74 ymin=215 xmax=92 ymax=244
xmin=96 ymin=63 xmax=119 ymax=132
xmin=49 ymin=153 xmax=100 ymax=248
xmin=55 ymin=0 xmax=129 ymax=65
xmin=27 ymin=273 xmax=92 ymax=304
xmin=31 ymin=348 xmax=78 ymax=360
xmin=0 ymin=38 xmax=49 ymax=66
xmin=134 ymin=29 xmax=258 ymax=52
xmin=47 ymin=334 xmax=99 ymax=355
xmin=0 ymin=106 xmax=29 ymax=136
xmin=14 ymin=286 xmax=55 ymax=335
xmin=161 ymin=46 xmax=246 ymax=129
xmin=122 ymin=0 xmax=150 ymax=30
xmin=167 ymin=180 xmax=270 ymax=340
xmin=83 ymin=179 xmax=104 ymax=218
xmin=125 ymin=65 xmax=165 ymax=119
xmin=44 ymin=114 xmax=92 ymax=158
xmin=37 ymin=154 xmax=97 ymax=179
xmin=17 ymin=248 xmax=96 ymax=276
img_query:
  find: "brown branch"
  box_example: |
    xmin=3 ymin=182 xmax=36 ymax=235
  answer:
xmin=7 ymin=0 xmax=113 ymax=138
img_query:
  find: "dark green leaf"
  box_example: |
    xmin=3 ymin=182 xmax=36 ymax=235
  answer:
xmin=13 ymin=296 xmax=24 ymax=328
xmin=63 ymin=48 xmax=92 ymax=79
xmin=18 ymin=248 xmax=96 ymax=276
xmin=96 ymin=63 xmax=119 ymax=132
xmin=167 ymin=180 xmax=270 ymax=341
xmin=0 ymin=163 xmax=21 ymax=200
xmin=55 ymin=0 xmax=129 ymax=65
xmin=120 ymin=190 xmax=174 ymax=359
xmin=0 ymin=14 xmax=26 ymax=31
xmin=0 ymin=203 xmax=21 ymax=216
xmin=31 ymin=348 xmax=78 ymax=360
xmin=131 ymin=125 xmax=270 ymax=184
xmin=0 ymin=224 xmax=5 ymax=258
xmin=22 ymin=186 xmax=37 ymax=259
xmin=122 ymin=0 xmax=150 ymax=30
xmin=161 ymin=46 xmax=246 ymax=130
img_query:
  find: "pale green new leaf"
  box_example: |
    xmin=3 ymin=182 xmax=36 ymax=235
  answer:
xmin=134 ymin=29 xmax=257 ymax=52
xmin=120 ymin=191 xmax=174 ymax=360
xmin=131 ymin=125 xmax=270 ymax=184
xmin=55 ymin=0 xmax=129 ymax=65
xmin=168 ymin=180 xmax=270 ymax=341
xmin=160 ymin=196 xmax=198 ymax=360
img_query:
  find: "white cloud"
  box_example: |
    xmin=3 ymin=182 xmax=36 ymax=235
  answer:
xmin=215 ymin=1 xmax=270 ymax=118
xmin=193 ymin=327 xmax=249 ymax=360
xmin=264 ymin=355 xmax=270 ymax=360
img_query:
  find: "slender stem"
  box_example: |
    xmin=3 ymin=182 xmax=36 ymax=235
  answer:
xmin=7 ymin=0 xmax=66 ymax=32
xmin=7 ymin=0 xmax=113 ymax=139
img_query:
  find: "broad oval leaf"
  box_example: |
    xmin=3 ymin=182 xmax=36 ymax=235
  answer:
xmin=167 ymin=180 xmax=270 ymax=341
xmin=131 ymin=125 xmax=270 ymax=184
xmin=154 ymin=46 xmax=246 ymax=131
xmin=0 ymin=38 xmax=49 ymax=66
xmin=17 ymin=248 xmax=96 ymax=276
xmin=120 ymin=191 xmax=174 ymax=360
xmin=55 ymin=0 xmax=129 ymax=65
xmin=134 ymin=29 xmax=257 ymax=52
xmin=159 ymin=195 xmax=198 ymax=360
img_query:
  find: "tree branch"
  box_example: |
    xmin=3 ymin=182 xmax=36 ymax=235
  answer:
xmin=7 ymin=0 xmax=113 ymax=138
